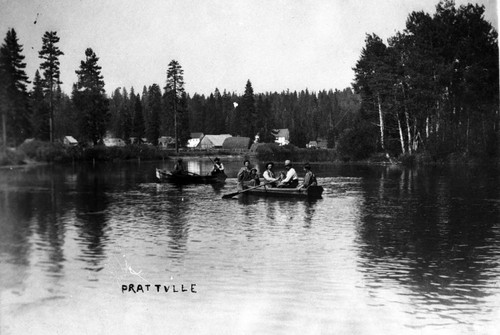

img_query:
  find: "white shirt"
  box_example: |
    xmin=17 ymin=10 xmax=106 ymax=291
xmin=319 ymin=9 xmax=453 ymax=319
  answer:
xmin=282 ymin=167 xmax=298 ymax=183
xmin=263 ymin=169 xmax=277 ymax=181
xmin=214 ymin=162 xmax=224 ymax=171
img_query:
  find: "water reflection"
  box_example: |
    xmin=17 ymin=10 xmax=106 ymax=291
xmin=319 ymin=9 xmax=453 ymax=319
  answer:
xmin=356 ymin=165 xmax=500 ymax=324
xmin=0 ymin=188 xmax=33 ymax=267
xmin=1 ymin=161 xmax=499 ymax=334
xmin=162 ymin=185 xmax=189 ymax=255
xmin=0 ymin=166 xmax=72 ymax=277
xmin=237 ymin=195 xmax=320 ymax=229
xmin=73 ymin=166 xmax=110 ymax=271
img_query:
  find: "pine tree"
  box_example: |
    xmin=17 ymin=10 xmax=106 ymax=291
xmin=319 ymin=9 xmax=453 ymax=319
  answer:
xmin=132 ymin=93 xmax=145 ymax=140
xmin=164 ymin=60 xmax=186 ymax=152
xmin=31 ymin=70 xmax=50 ymax=140
xmin=206 ymin=93 xmax=216 ymax=133
xmin=73 ymin=48 xmax=109 ymax=145
xmin=38 ymin=31 xmax=64 ymax=142
xmin=239 ymin=80 xmax=256 ymax=138
xmin=146 ymin=84 xmax=161 ymax=145
xmin=353 ymin=34 xmax=394 ymax=151
xmin=54 ymin=89 xmax=75 ymax=140
xmin=122 ymin=88 xmax=133 ymax=141
xmin=0 ymin=28 xmax=31 ymax=148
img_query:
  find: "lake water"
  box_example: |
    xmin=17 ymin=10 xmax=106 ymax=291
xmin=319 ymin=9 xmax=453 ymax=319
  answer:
xmin=1 ymin=159 xmax=499 ymax=334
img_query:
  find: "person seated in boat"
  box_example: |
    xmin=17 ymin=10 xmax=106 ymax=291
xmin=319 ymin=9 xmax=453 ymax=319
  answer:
xmin=298 ymin=163 xmax=317 ymax=190
xmin=250 ymin=168 xmax=260 ymax=186
xmin=263 ymin=162 xmax=279 ymax=187
xmin=277 ymin=160 xmax=299 ymax=188
xmin=237 ymin=160 xmax=254 ymax=190
xmin=211 ymin=157 xmax=225 ymax=176
xmin=173 ymin=158 xmax=187 ymax=175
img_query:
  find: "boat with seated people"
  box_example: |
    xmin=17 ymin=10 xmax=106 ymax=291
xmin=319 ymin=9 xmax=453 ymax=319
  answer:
xmin=222 ymin=182 xmax=323 ymax=199
xmin=244 ymin=185 xmax=324 ymax=199
xmin=156 ymin=168 xmax=227 ymax=184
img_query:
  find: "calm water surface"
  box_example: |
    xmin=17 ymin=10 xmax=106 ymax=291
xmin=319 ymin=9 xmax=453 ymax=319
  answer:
xmin=1 ymin=159 xmax=499 ymax=334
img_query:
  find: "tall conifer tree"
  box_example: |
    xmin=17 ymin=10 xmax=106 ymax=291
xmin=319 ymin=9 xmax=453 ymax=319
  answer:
xmin=39 ymin=31 xmax=64 ymax=142
xmin=31 ymin=70 xmax=50 ymax=140
xmin=73 ymin=48 xmax=109 ymax=145
xmin=0 ymin=28 xmax=31 ymax=148
xmin=164 ymin=60 xmax=186 ymax=152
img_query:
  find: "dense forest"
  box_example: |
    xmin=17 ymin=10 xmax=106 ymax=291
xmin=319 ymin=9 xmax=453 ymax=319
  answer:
xmin=0 ymin=0 xmax=498 ymax=162
xmin=353 ymin=1 xmax=498 ymax=160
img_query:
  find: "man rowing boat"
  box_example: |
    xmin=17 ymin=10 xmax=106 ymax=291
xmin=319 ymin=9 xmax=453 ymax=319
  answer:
xmin=173 ymin=158 xmax=187 ymax=175
xmin=298 ymin=163 xmax=317 ymax=190
xmin=237 ymin=159 xmax=258 ymax=190
xmin=277 ymin=160 xmax=298 ymax=188
xmin=263 ymin=162 xmax=279 ymax=187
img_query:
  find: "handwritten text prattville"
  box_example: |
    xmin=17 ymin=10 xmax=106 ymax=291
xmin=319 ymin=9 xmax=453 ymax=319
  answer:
xmin=122 ymin=283 xmax=197 ymax=294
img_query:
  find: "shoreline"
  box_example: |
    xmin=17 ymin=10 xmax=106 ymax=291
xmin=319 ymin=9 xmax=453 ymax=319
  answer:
xmin=1 ymin=141 xmax=498 ymax=169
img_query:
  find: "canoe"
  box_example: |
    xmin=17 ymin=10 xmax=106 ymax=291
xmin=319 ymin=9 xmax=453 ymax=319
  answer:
xmin=243 ymin=185 xmax=324 ymax=199
xmin=156 ymin=168 xmax=227 ymax=184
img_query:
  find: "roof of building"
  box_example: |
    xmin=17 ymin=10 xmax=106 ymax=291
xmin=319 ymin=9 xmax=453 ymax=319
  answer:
xmin=190 ymin=132 xmax=204 ymax=139
xmin=158 ymin=136 xmax=174 ymax=144
xmin=199 ymin=134 xmax=232 ymax=147
xmin=271 ymin=128 xmax=290 ymax=139
xmin=223 ymin=136 xmax=251 ymax=149
xmin=64 ymin=135 xmax=78 ymax=143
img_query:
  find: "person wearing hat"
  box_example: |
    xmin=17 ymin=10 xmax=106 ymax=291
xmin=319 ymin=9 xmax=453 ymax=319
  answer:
xmin=263 ymin=162 xmax=279 ymax=187
xmin=249 ymin=167 xmax=261 ymax=186
xmin=298 ymin=162 xmax=317 ymax=190
xmin=278 ymin=160 xmax=299 ymax=188
xmin=173 ymin=158 xmax=187 ymax=175
xmin=237 ymin=159 xmax=253 ymax=190
xmin=211 ymin=157 xmax=225 ymax=176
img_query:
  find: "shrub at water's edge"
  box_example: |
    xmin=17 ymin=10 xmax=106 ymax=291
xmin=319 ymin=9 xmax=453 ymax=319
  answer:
xmin=0 ymin=149 xmax=26 ymax=166
xmin=81 ymin=145 xmax=167 ymax=161
xmin=255 ymin=143 xmax=337 ymax=162
xmin=3 ymin=140 xmax=496 ymax=167
xmin=0 ymin=141 xmax=170 ymax=166
xmin=18 ymin=140 xmax=69 ymax=162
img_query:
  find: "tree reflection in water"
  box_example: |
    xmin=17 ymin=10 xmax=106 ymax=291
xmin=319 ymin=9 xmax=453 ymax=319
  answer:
xmin=74 ymin=166 xmax=110 ymax=272
xmin=356 ymin=165 xmax=500 ymax=314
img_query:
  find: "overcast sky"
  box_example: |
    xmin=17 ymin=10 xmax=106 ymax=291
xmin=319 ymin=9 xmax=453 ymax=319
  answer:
xmin=0 ymin=0 xmax=497 ymax=96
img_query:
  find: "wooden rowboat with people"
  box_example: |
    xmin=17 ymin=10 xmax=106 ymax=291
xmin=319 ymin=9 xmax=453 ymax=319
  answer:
xmin=156 ymin=156 xmax=227 ymax=184
xmin=223 ymin=159 xmax=323 ymax=199
xmin=222 ymin=182 xmax=323 ymax=199
xmin=156 ymin=168 xmax=227 ymax=184
xmin=242 ymin=184 xmax=324 ymax=199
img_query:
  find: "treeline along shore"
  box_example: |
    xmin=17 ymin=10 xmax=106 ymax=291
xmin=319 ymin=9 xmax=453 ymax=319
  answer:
xmin=1 ymin=1 xmax=498 ymax=167
xmin=0 ymin=139 xmax=339 ymax=167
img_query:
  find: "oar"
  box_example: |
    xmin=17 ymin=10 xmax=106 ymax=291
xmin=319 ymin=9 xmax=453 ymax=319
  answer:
xmin=206 ymin=154 xmax=216 ymax=165
xmin=222 ymin=182 xmax=271 ymax=199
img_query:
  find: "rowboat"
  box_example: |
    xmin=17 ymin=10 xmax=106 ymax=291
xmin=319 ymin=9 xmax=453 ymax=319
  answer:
xmin=156 ymin=168 xmax=227 ymax=184
xmin=242 ymin=185 xmax=324 ymax=199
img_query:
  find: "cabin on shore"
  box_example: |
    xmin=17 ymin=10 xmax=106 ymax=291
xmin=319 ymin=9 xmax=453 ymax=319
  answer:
xmin=63 ymin=136 xmax=78 ymax=146
xmin=272 ymin=128 xmax=290 ymax=146
xmin=187 ymin=132 xmax=204 ymax=148
xmin=198 ymin=134 xmax=232 ymax=149
xmin=158 ymin=136 xmax=175 ymax=148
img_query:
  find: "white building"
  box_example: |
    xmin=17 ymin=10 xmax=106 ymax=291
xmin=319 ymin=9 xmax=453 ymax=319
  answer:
xmin=187 ymin=132 xmax=204 ymax=148
xmin=63 ymin=136 xmax=78 ymax=146
xmin=103 ymin=138 xmax=126 ymax=147
xmin=272 ymin=129 xmax=290 ymax=146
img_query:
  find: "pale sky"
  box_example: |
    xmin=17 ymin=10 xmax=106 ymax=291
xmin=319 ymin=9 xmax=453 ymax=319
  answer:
xmin=0 ymin=0 xmax=497 ymax=96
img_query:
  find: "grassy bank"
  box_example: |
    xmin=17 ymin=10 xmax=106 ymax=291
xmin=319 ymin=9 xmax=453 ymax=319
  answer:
xmin=0 ymin=140 xmax=169 ymax=166
xmin=255 ymin=143 xmax=337 ymax=163
xmin=2 ymin=140 xmax=496 ymax=167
